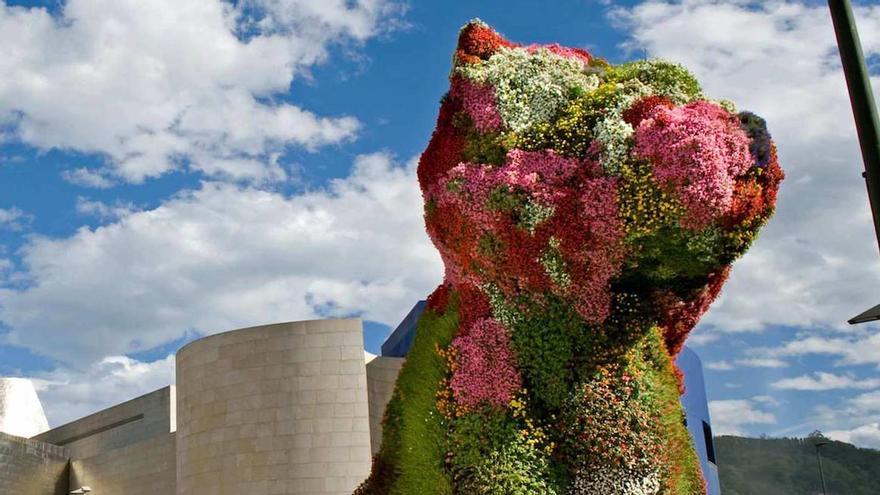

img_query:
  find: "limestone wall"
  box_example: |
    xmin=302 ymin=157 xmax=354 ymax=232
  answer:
xmin=365 ymin=356 xmax=404 ymax=455
xmin=176 ymin=319 xmax=372 ymax=495
xmin=0 ymin=432 xmax=68 ymax=495
xmin=34 ymin=386 xmax=175 ymax=460
xmin=69 ymin=432 xmax=176 ymax=495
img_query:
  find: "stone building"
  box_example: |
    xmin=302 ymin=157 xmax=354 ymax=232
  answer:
xmin=0 ymin=305 xmax=718 ymax=494
xmin=1 ymin=318 xmax=401 ymax=495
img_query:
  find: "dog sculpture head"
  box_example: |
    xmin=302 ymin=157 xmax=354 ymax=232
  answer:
xmin=419 ymin=20 xmax=783 ymax=357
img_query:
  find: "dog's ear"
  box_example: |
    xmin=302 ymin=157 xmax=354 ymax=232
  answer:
xmin=454 ymin=20 xmax=516 ymax=66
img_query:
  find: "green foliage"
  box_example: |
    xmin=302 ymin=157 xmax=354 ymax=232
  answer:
xmin=457 ymin=45 xmax=600 ymax=131
xmin=486 ymin=187 xmax=555 ymax=232
xmin=506 ymin=298 xmax=587 ymax=411
xmin=606 ymin=60 xmax=703 ymax=104
xmin=633 ymin=328 xmax=705 ymax=494
xmin=450 ymin=409 xmax=559 ymax=494
xmin=514 ymin=82 xmax=624 ymax=157
xmin=461 ymin=436 xmax=559 ymax=495
xmin=716 ymin=435 xmax=880 ymax=495
xmin=627 ymin=225 xmax=723 ymax=283
xmin=487 ymin=186 xmax=522 ymax=213
xmin=463 ymin=128 xmax=509 ymax=165
xmin=539 ymin=238 xmax=572 ymax=290
xmin=359 ymin=305 xmax=459 ymax=494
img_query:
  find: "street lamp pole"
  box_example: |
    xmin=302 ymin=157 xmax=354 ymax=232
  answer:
xmin=815 ymin=441 xmax=829 ymax=495
xmin=826 ymin=0 xmax=880 ymax=325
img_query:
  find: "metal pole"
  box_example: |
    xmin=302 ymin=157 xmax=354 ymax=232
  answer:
xmin=828 ymin=0 xmax=880 ymax=254
xmin=815 ymin=443 xmax=829 ymax=495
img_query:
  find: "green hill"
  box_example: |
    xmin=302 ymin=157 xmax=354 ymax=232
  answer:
xmin=716 ymin=434 xmax=880 ymax=494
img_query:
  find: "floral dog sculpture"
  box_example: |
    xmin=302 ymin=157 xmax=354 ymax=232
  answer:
xmin=357 ymin=20 xmax=783 ymax=495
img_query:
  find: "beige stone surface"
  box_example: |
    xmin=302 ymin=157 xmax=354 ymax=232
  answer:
xmin=69 ymin=432 xmax=176 ymax=495
xmin=35 ymin=385 xmax=175 ymax=461
xmin=365 ymin=356 xmax=404 ymax=455
xmin=176 ymin=319 xmax=371 ymax=495
xmin=0 ymin=432 xmax=68 ymax=495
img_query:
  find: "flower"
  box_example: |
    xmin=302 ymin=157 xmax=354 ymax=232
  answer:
xmin=361 ymin=19 xmax=784 ymax=495
xmin=634 ymin=101 xmax=755 ymax=229
xmin=450 ymin=318 xmax=521 ymax=408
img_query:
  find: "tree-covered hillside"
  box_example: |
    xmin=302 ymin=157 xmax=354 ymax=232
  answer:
xmin=716 ymin=434 xmax=880 ymax=494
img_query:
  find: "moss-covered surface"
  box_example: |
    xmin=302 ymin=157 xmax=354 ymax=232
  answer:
xmin=355 ymin=302 xmax=459 ymax=494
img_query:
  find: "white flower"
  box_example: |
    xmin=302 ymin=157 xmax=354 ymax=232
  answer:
xmin=569 ymin=467 xmax=661 ymax=495
xmin=459 ymin=47 xmax=600 ymax=132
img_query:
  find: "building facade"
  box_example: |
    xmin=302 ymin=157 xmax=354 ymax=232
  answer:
xmin=677 ymin=346 xmax=722 ymax=495
xmin=2 ymin=319 xmax=382 ymax=495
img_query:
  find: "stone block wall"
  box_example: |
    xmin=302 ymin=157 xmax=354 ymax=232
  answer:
xmin=176 ymin=319 xmax=372 ymax=495
xmin=69 ymin=433 xmax=176 ymax=495
xmin=34 ymin=386 xmax=175 ymax=460
xmin=365 ymin=356 xmax=405 ymax=455
xmin=0 ymin=432 xmax=68 ymax=495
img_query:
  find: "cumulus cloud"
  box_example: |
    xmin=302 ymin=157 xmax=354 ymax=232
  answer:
xmin=75 ymin=197 xmax=137 ymax=221
xmin=772 ymin=372 xmax=880 ymax=391
xmin=32 ymin=355 xmax=175 ymax=427
xmin=705 ymin=356 xmax=789 ymax=371
xmin=61 ymin=168 xmax=114 ymax=189
xmin=735 ymin=357 xmax=788 ymax=369
xmin=767 ymin=332 xmax=880 ymax=367
xmin=0 ymin=0 xmax=402 ymax=183
xmin=709 ymin=397 xmax=777 ymax=435
xmin=1 ymin=153 xmax=442 ymax=366
xmin=0 ymin=207 xmax=29 ymax=230
xmin=706 ymin=360 xmax=734 ymax=371
xmin=827 ymin=422 xmax=880 ymax=449
xmin=613 ymin=1 xmax=880 ymax=334
xmin=812 ymin=390 xmax=880 ymax=448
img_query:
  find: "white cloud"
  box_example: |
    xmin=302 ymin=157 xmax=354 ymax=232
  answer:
xmin=249 ymin=0 xmax=407 ymax=40
xmin=736 ymin=357 xmax=788 ymax=369
xmin=806 ymin=390 xmax=880 ymax=448
xmin=685 ymin=331 xmax=720 ymax=346
xmin=0 ymin=153 xmax=442 ymax=365
xmin=706 ymin=360 xmax=734 ymax=371
xmin=709 ymin=397 xmax=777 ymax=435
xmin=772 ymin=372 xmax=880 ymax=391
xmin=752 ymin=395 xmax=780 ymax=407
xmin=827 ymin=423 xmax=880 ymax=449
xmin=769 ymin=332 xmax=880 ymax=367
xmin=31 ymin=354 xmax=175 ymax=427
xmin=75 ymin=197 xmax=137 ymax=221
xmin=707 ymin=357 xmax=789 ymax=371
xmin=817 ymin=389 xmax=880 ymax=416
xmin=61 ymin=168 xmax=114 ymax=189
xmin=0 ymin=0 xmax=402 ymax=183
xmin=0 ymin=207 xmax=31 ymax=231
xmin=613 ymin=1 xmax=880 ymax=334
xmin=848 ymin=390 xmax=880 ymax=415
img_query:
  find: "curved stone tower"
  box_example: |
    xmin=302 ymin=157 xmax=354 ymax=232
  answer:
xmin=176 ymin=319 xmax=371 ymax=495
xmin=0 ymin=377 xmax=49 ymax=438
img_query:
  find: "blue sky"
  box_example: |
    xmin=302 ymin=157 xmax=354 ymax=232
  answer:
xmin=2 ymin=0 xmax=880 ymax=448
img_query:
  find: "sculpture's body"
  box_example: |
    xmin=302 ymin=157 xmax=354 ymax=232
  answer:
xmin=358 ymin=21 xmax=783 ymax=495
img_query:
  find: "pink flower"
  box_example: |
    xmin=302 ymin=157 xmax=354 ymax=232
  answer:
xmin=450 ymin=318 xmax=521 ymax=408
xmin=451 ymin=77 xmax=503 ymax=133
xmin=428 ymin=149 xmax=626 ymax=322
xmin=525 ymin=43 xmax=592 ymax=65
xmin=633 ymin=101 xmax=754 ymax=229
